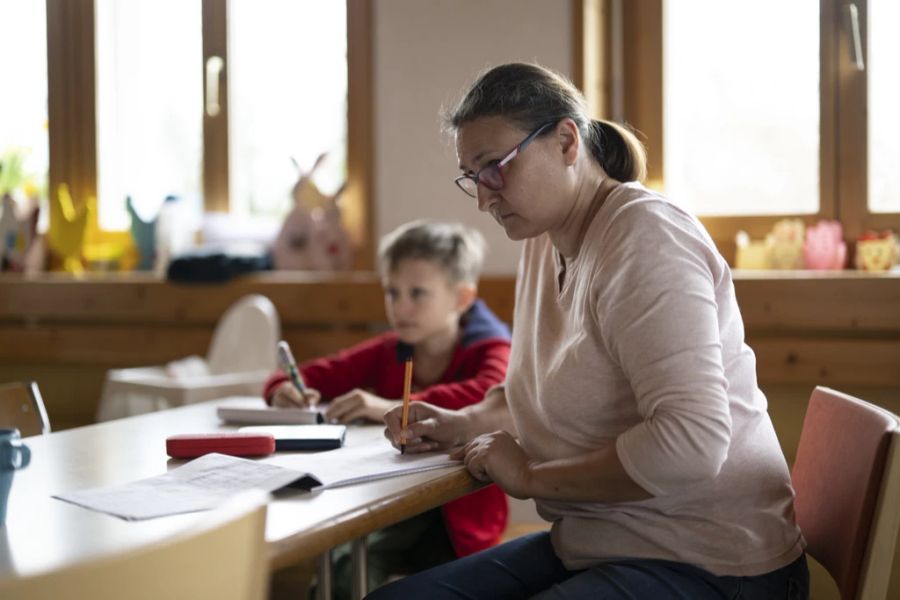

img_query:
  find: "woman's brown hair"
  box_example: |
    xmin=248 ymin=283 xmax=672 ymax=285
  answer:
xmin=446 ymin=63 xmax=646 ymax=182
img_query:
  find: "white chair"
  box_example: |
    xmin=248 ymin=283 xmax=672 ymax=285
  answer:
xmin=0 ymin=490 xmax=270 ymax=600
xmin=96 ymin=294 xmax=281 ymax=421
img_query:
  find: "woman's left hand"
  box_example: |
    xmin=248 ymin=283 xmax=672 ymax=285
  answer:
xmin=450 ymin=431 xmax=534 ymax=499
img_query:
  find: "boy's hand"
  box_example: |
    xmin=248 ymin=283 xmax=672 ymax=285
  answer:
xmin=324 ymin=389 xmax=398 ymax=424
xmin=383 ymin=402 xmax=472 ymax=453
xmin=271 ymin=382 xmax=321 ymax=409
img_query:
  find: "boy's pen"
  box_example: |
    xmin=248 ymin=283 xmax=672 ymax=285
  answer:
xmin=277 ymin=340 xmax=308 ymax=394
xmin=400 ymin=357 xmax=413 ymax=455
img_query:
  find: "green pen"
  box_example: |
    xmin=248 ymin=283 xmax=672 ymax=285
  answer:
xmin=277 ymin=340 xmax=308 ymax=393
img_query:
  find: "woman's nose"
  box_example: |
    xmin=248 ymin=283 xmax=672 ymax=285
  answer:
xmin=476 ymin=185 xmax=497 ymax=213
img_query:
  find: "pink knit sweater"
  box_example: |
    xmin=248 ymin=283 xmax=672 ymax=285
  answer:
xmin=506 ymin=182 xmax=805 ymax=576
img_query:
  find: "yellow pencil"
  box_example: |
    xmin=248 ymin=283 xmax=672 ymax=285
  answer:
xmin=400 ymin=357 xmax=413 ymax=454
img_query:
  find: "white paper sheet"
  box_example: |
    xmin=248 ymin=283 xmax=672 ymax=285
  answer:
xmin=53 ymin=453 xmax=317 ymax=521
xmin=53 ymin=440 xmax=460 ymax=520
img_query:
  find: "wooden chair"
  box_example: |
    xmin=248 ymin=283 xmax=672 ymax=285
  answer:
xmin=0 ymin=381 xmax=50 ymax=437
xmin=0 ymin=490 xmax=270 ymax=600
xmin=792 ymin=386 xmax=900 ymax=600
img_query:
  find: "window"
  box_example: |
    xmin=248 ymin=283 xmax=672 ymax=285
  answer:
xmin=228 ymin=0 xmax=347 ymax=222
xmin=867 ymin=0 xmax=900 ymax=214
xmin=40 ymin=0 xmax=374 ymax=266
xmin=663 ymin=1 xmax=819 ymax=218
xmin=95 ymin=0 xmax=203 ymax=229
xmin=582 ymin=0 xmax=900 ymax=258
xmin=0 ymin=0 xmax=48 ymax=220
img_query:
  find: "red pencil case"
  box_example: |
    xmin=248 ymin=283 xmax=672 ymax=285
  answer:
xmin=166 ymin=433 xmax=276 ymax=459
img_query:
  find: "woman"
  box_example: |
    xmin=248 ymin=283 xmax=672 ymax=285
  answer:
xmin=374 ymin=62 xmax=808 ymax=599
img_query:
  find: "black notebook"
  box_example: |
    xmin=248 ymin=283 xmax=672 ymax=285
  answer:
xmin=238 ymin=425 xmax=347 ymax=451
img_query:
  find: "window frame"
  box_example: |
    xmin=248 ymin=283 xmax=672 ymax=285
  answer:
xmin=575 ymin=0 xmax=899 ymax=263
xmin=45 ymin=0 xmax=375 ymax=269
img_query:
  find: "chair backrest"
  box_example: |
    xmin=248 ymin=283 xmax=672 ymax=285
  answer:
xmin=206 ymin=294 xmax=281 ymax=374
xmin=0 ymin=381 xmax=50 ymax=436
xmin=0 ymin=490 xmax=270 ymax=600
xmin=791 ymin=386 xmax=900 ymax=600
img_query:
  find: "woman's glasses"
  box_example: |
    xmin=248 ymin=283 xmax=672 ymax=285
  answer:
xmin=454 ymin=122 xmax=555 ymax=198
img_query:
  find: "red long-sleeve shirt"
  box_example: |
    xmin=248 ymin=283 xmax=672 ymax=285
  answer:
xmin=262 ymin=300 xmax=511 ymax=557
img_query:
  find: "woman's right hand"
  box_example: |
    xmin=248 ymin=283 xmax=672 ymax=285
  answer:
xmin=271 ymin=381 xmax=321 ymax=409
xmin=383 ymin=402 xmax=472 ymax=453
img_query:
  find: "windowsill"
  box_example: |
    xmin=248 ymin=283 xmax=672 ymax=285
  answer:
xmin=731 ymin=268 xmax=900 ymax=280
xmin=1 ymin=268 xmax=899 ymax=283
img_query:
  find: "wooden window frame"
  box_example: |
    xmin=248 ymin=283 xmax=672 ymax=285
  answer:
xmin=573 ymin=0 xmax=900 ymax=263
xmin=46 ymin=0 xmax=375 ymax=269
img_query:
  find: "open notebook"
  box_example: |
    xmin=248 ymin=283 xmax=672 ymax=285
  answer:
xmin=53 ymin=439 xmax=459 ymax=520
xmin=269 ymin=438 xmax=459 ymax=489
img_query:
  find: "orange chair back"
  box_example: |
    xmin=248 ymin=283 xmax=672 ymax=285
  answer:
xmin=792 ymin=386 xmax=900 ymax=599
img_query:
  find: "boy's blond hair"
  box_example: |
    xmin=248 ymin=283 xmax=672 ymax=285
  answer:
xmin=377 ymin=220 xmax=486 ymax=286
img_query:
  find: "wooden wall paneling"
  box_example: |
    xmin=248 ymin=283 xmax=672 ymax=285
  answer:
xmin=749 ymin=337 xmax=900 ymax=387
xmin=2 ymin=273 xmax=899 ymax=429
xmin=733 ymin=272 xmax=900 ymax=332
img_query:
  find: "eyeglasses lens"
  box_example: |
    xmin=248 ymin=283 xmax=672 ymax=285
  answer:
xmin=457 ymin=177 xmax=478 ymax=197
xmin=479 ymin=165 xmax=504 ymax=191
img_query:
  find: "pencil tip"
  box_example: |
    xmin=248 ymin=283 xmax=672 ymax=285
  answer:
xmin=400 ymin=446 xmax=406 ymax=455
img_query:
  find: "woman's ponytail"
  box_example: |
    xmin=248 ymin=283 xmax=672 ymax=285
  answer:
xmin=587 ymin=120 xmax=647 ymax=183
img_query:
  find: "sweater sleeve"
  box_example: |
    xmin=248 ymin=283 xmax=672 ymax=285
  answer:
xmin=410 ymin=340 xmax=510 ymax=411
xmin=262 ymin=370 xmax=290 ymax=404
xmin=598 ymin=202 xmax=733 ymax=497
xmin=261 ymin=335 xmax=393 ymax=404
xmin=298 ymin=335 xmax=393 ymax=400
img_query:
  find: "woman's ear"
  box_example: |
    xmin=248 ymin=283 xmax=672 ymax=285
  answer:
xmin=456 ymin=283 xmax=477 ymax=313
xmin=556 ymin=118 xmax=580 ymax=166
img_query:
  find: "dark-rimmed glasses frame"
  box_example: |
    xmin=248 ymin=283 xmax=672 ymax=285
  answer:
xmin=454 ymin=121 xmax=555 ymax=198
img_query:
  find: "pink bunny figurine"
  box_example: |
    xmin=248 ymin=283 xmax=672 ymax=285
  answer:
xmin=271 ymin=153 xmax=353 ymax=271
xmin=803 ymin=220 xmax=846 ymax=270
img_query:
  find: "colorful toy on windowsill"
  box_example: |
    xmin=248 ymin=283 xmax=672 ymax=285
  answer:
xmin=82 ymin=195 xmax=139 ymax=271
xmin=271 ymin=153 xmax=353 ymax=271
xmin=855 ymin=229 xmax=898 ymax=272
xmin=803 ymin=219 xmax=846 ymax=270
xmin=734 ymin=230 xmax=769 ymax=269
xmin=47 ymin=183 xmax=90 ymax=274
xmin=126 ymin=195 xmax=156 ymax=270
xmin=0 ymin=193 xmax=40 ymax=273
xmin=765 ymin=218 xmax=805 ymax=269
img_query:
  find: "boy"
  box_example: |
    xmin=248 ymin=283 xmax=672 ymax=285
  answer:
xmin=262 ymin=220 xmax=510 ymax=596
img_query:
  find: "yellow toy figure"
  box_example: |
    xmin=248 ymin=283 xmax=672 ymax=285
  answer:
xmin=47 ymin=183 xmax=89 ymax=274
xmin=734 ymin=230 xmax=769 ymax=269
xmin=856 ymin=230 xmax=898 ymax=272
xmin=82 ymin=195 xmax=139 ymax=271
xmin=765 ymin=218 xmax=805 ymax=269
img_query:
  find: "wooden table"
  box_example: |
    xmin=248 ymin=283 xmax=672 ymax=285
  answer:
xmin=0 ymin=397 xmax=481 ymax=582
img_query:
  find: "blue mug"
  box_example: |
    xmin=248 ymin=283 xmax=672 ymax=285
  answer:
xmin=1 ymin=428 xmax=31 ymax=526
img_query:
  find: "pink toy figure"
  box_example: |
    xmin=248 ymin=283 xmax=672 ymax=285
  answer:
xmin=803 ymin=220 xmax=846 ymax=270
xmin=271 ymin=153 xmax=353 ymax=271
